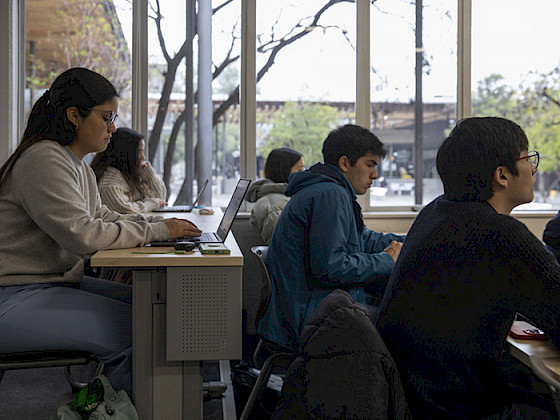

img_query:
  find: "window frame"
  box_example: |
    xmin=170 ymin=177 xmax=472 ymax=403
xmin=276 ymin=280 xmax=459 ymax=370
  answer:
xmin=5 ymin=0 xmax=473 ymax=213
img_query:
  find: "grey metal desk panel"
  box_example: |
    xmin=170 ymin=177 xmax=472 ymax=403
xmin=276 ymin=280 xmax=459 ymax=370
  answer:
xmin=91 ymin=209 xmax=243 ymax=420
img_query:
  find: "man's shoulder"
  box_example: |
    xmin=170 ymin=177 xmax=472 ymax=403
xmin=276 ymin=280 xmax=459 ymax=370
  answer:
xmin=413 ymin=198 xmax=530 ymax=241
xmin=281 ymin=182 xmax=351 ymax=228
xmin=293 ymin=177 xmax=346 ymax=196
xmin=288 ymin=181 xmax=349 ymax=211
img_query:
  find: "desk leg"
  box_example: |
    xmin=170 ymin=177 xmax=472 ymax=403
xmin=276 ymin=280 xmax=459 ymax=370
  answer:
xmin=132 ymin=270 xmax=154 ymax=419
xmin=153 ymin=302 xmax=183 ymax=419
xmin=183 ymin=361 xmax=203 ymax=420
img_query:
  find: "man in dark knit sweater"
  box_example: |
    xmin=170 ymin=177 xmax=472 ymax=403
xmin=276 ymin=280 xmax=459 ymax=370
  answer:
xmin=377 ymin=117 xmax=560 ymax=419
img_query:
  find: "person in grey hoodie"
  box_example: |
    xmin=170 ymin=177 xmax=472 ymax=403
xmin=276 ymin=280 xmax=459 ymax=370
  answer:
xmin=246 ymin=147 xmax=304 ymax=244
xmin=0 ymin=68 xmax=201 ymax=394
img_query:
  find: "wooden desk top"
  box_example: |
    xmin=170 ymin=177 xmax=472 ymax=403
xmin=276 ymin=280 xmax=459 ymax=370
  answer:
xmin=507 ymin=336 xmax=560 ymax=375
xmin=90 ymin=208 xmax=243 ymax=268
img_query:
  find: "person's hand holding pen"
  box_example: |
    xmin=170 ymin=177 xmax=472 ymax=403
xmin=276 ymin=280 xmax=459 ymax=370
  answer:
xmin=164 ymin=218 xmax=202 ymax=239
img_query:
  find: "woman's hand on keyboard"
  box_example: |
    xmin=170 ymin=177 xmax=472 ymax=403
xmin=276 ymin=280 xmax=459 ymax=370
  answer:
xmin=164 ymin=218 xmax=202 ymax=239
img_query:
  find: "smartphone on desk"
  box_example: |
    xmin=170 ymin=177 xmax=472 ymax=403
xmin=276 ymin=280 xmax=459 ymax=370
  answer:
xmin=199 ymin=243 xmax=230 ymax=254
xmin=509 ymin=320 xmax=548 ymax=341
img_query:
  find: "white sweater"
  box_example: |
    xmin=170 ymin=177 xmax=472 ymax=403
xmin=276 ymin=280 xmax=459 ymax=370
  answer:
xmin=0 ymin=141 xmax=169 ymax=286
xmin=97 ymin=164 xmax=167 ymax=214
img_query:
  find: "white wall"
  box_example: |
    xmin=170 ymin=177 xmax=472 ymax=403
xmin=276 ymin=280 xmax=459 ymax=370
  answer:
xmin=238 ymin=210 xmax=555 ymax=241
xmin=363 ymin=211 xmax=556 ymax=240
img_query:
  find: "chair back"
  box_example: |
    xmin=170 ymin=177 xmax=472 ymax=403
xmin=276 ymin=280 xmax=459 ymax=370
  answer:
xmin=232 ymin=217 xmax=266 ymax=335
xmin=251 ymin=245 xmax=271 ymax=331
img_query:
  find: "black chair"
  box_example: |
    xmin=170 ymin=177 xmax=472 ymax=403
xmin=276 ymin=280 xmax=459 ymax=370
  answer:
xmin=239 ymin=246 xmax=297 ymax=420
xmin=0 ymin=350 xmax=104 ymax=391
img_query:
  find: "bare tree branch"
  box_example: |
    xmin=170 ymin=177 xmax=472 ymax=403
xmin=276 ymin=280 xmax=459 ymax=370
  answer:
xmin=213 ymin=0 xmax=236 ymax=15
xmin=163 ymin=110 xmax=187 ymax=197
xmin=152 ymin=0 xmax=171 ymax=63
xmin=543 ymin=88 xmax=560 ymax=109
xmin=212 ymin=21 xmax=240 ymax=79
xmin=147 ymin=42 xmax=189 ymax=162
xmin=161 ymin=0 xmax=370 ymax=202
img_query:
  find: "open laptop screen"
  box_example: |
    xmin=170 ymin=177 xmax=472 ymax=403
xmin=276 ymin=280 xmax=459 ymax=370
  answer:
xmin=216 ymin=178 xmax=251 ymax=241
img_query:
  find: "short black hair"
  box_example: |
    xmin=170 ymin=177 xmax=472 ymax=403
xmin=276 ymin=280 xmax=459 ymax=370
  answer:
xmin=264 ymin=147 xmax=303 ymax=183
xmin=436 ymin=117 xmax=529 ymax=201
xmin=322 ymin=124 xmax=386 ymax=166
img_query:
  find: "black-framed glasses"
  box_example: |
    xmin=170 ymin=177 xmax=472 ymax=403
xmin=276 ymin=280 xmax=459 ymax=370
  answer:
xmin=88 ymin=108 xmax=118 ymax=127
xmin=517 ymin=150 xmax=539 ymax=169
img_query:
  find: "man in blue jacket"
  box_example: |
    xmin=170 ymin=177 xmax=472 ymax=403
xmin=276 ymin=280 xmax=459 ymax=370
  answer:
xmin=257 ymin=124 xmax=404 ymax=351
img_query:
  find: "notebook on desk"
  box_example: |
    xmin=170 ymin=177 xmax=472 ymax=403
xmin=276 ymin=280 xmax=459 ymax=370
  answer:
xmin=153 ymin=179 xmax=209 ymax=212
xmin=148 ymin=178 xmax=251 ymax=246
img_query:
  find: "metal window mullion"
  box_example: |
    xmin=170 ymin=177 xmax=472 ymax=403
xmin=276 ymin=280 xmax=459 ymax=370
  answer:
xmin=240 ymin=0 xmax=257 ymax=183
xmin=457 ymin=0 xmax=472 ymax=119
xmin=356 ymin=0 xmax=371 ymax=210
xmin=132 ymin=0 xmax=148 ymax=138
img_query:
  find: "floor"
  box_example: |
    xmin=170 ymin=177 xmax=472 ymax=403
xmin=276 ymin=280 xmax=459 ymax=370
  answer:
xmin=0 ymin=361 xmax=230 ymax=419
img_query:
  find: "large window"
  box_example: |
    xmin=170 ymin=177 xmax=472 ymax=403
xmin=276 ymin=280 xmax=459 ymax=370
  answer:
xmin=472 ymin=0 xmax=560 ymax=210
xmin=24 ymin=0 xmax=132 ymax=128
xmin=369 ymin=0 xmax=456 ymax=207
xmin=144 ymin=0 xmax=242 ymax=207
xmin=255 ymin=0 xmax=356 ymax=176
xmin=19 ymin=1 xmax=559 ymax=212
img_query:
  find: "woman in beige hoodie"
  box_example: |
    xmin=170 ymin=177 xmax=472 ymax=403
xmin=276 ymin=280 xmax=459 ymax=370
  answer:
xmin=246 ymin=148 xmax=304 ymax=244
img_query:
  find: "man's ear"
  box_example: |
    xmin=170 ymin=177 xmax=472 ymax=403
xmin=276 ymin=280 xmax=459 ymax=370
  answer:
xmin=492 ymin=166 xmax=509 ymax=189
xmin=65 ymin=107 xmax=81 ymax=128
xmin=337 ymin=155 xmax=350 ymax=173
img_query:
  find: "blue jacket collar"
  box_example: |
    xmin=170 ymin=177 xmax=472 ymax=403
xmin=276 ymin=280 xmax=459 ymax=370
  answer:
xmin=308 ymin=162 xmax=364 ymax=233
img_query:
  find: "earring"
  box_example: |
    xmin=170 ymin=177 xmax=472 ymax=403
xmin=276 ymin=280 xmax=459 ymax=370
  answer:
xmin=75 ymin=124 xmax=79 ymax=131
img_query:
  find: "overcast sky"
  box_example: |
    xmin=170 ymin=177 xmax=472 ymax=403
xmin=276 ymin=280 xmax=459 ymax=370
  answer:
xmin=114 ymin=0 xmax=560 ymax=103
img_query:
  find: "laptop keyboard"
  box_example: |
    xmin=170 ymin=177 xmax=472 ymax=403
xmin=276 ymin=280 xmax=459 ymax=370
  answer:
xmin=157 ymin=205 xmax=192 ymax=212
xmin=184 ymin=232 xmax=217 ymax=242
xmin=200 ymin=232 xmax=217 ymax=242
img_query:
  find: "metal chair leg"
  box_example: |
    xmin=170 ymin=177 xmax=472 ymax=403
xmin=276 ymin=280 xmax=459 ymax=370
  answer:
xmin=239 ymin=352 xmax=294 ymax=420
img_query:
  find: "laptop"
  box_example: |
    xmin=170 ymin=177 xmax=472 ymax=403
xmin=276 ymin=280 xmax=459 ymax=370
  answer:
xmin=153 ymin=179 xmax=209 ymax=212
xmin=149 ymin=178 xmax=251 ymax=246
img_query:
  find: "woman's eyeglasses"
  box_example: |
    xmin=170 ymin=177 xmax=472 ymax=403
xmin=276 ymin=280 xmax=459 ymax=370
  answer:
xmin=517 ymin=150 xmax=539 ymax=169
xmin=88 ymin=108 xmax=119 ymax=127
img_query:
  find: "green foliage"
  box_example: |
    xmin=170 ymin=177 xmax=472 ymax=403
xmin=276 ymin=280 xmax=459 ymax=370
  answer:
xmin=29 ymin=0 xmax=130 ymax=96
xmin=522 ymin=99 xmax=560 ymax=173
xmin=260 ymin=101 xmax=338 ymax=167
xmin=472 ymin=70 xmax=560 ymax=174
xmin=472 ymin=74 xmax=519 ymax=119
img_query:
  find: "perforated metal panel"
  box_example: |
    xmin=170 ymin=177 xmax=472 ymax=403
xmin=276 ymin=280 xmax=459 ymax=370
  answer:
xmin=166 ymin=266 xmax=242 ymax=361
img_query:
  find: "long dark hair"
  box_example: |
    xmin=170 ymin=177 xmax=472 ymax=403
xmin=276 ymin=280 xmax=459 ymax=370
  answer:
xmin=91 ymin=127 xmax=145 ymax=196
xmin=264 ymin=147 xmax=303 ymax=183
xmin=0 ymin=67 xmax=118 ymax=191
